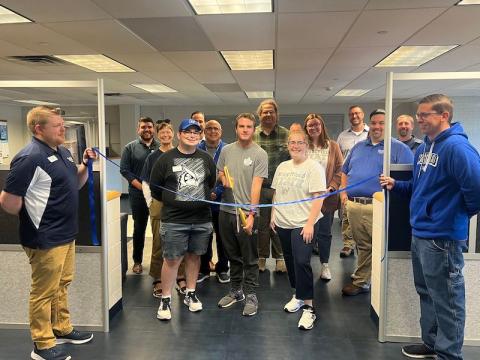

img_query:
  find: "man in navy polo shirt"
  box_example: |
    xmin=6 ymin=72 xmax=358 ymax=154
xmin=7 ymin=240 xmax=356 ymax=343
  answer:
xmin=340 ymin=109 xmax=413 ymax=296
xmin=0 ymin=106 xmax=96 ymax=360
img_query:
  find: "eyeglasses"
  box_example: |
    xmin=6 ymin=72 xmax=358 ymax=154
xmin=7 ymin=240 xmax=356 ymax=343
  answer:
xmin=205 ymin=127 xmax=221 ymax=132
xmin=415 ymin=112 xmax=439 ymax=120
xmin=287 ymin=140 xmax=307 ymax=146
xmin=349 ymin=111 xmax=363 ymax=117
xmin=181 ymin=130 xmax=201 ymax=136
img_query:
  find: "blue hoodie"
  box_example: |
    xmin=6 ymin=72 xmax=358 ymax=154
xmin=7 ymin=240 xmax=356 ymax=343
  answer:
xmin=394 ymin=123 xmax=480 ymax=241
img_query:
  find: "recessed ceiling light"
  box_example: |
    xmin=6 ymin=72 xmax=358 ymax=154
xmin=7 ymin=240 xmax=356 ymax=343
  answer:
xmin=14 ymin=100 xmax=60 ymax=106
xmin=335 ymin=89 xmax=371 ymax=97
xmin=456 ymin=0 xmax=480 ymax=5
xmin=375 ymin=45 xmax=458 ymax=67
xmin=245 ymin=91 xmax=274 ymax=99
xmin=131 ymin=83 xmax=177 ymax=93
xmin=188 ymin=0 xmax=272 ymax=15
xmin=53 ymin=54 xmax=135 ymax=73
xmin=221 ymin=50 xmax=273 ymax=70
xmin=0 ymin=6 xmax=31 ymax=24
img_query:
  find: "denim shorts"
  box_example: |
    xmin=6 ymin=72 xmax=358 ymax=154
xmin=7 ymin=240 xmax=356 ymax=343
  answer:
xmin=160 ymin=222 xmax=213 ymax=259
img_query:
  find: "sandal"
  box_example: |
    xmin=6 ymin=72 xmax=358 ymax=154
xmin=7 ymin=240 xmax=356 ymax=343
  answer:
xmin=175 ymin=278 xmax=187 ymax=295
xmin=152 ymin=280 xmax=162 ymax=298
xmin=132 ymin=263 xmax=143 ymax=275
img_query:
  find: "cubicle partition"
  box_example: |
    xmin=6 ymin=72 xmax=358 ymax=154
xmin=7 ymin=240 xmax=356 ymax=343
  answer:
xmin=0 ymin=80 xmax=121 ymax=332
xmin=373 ymin=71 xmax=480 ymax=346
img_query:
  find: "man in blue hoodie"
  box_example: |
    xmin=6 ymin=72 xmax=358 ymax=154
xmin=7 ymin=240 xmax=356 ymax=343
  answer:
xmin=381 ymin=94 xmax=480 ymax=360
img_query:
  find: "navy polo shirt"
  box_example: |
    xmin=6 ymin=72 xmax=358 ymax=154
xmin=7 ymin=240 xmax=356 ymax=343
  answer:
xmin=342 ymin=138 xmax=413 ymax=198
xmin=4 ymin=137 xmax=79 ymax=249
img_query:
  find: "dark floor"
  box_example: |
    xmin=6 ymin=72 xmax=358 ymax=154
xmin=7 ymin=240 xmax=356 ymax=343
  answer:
xmin=2 ymin=220 xmax=479 ymax=360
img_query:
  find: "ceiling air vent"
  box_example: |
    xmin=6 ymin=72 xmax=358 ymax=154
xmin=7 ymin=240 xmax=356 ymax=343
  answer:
xmin=105 ymin=93 xmax=122 ymax=97
xmin=6 ymin=55 xmax=67 ymax=65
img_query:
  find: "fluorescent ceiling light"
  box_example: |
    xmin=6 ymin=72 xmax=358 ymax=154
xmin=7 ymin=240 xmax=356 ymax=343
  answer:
xmin=0 ymin=6 xmax=31 ymax=24
xmin=53 ymin=55 xmax=135 ymax=73
xmin=14 ymin=100 xmax=59 ymax=106
xmin=131 ymin=83 xmax=177 ymax=93
xmin=188 ymin=0 xmax=272 ymax=15
xmin=456 ymin=1 xmax=480 ymax=5
xmin=221 ymin=50 xmax=273 ymax=70
xmin=375 ymin=45 xmax=458 ymax=67
xmin=335 ymin=89 xmax=371 ymax=97
xmin=245 ymin=91 xmax=273 ymax=98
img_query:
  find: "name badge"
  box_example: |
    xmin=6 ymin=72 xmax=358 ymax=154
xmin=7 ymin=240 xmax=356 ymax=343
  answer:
xmin=48 ymin=155 xmax=58 ymax=163
xmin=172 ymin=165 xmax=182 ymax=172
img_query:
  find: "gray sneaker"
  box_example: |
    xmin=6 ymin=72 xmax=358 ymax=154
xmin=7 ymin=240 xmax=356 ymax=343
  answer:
xmin=218 ymin=289 xmax=245 ymax=308
xmin=242 ymin=294 xmax=258 ymax=316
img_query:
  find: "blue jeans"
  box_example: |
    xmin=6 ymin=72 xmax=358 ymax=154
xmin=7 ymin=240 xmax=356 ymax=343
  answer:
xmin=411 ymin=236 xmax=467 ymax=360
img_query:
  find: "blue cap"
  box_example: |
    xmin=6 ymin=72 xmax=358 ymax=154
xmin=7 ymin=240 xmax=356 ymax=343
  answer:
xmin=179 ymin=118 xmax=201 ymax=132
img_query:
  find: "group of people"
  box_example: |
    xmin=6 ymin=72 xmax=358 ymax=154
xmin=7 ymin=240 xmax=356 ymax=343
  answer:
xmin=0 ymin=93 xmax=479 ymax=360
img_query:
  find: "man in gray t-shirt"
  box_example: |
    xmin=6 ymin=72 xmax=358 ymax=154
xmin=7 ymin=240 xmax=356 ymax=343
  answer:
xmin=217 ymin=113 xmax=268 ymax=317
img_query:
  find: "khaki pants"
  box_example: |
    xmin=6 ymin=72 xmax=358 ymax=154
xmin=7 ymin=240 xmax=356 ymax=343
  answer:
xmin=341 ymin=205 xmax=355 ymax=249
xmin=149 ymin=199 xmax=163 ymax=280
xmin=24 ymin=241 xmax=75 ymax=350
xmin=257 ymin=188 xmax=283 ymax=259
xmin=346 ymin=201 xmax=373 ymax=287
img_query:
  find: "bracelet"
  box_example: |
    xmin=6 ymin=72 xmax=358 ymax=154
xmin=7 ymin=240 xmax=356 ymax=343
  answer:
xmin=82 ymin=159 xmax=88 ymax=166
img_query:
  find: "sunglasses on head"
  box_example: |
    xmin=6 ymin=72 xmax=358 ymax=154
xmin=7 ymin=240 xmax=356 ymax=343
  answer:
xmin=156 ymin=119 xmax=171 ymax=124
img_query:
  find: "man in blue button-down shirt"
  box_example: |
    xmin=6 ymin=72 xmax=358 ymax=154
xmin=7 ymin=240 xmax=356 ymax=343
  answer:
xmin=340 ymin=109 xmax=413 ymax=296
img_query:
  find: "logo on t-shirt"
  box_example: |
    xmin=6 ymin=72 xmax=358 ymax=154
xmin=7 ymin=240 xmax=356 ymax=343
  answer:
xmin=174 ymin=158 xmax=206 ymax=201
xmin=244 ymin=157 xmax=253 ymax=166
xmin=178 ymin=167 xmax=199 ymax=189
xmin=418 ymin=153 xmax=438 ymax=168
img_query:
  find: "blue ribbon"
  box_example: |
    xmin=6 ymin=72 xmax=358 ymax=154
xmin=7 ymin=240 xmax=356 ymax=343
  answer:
xmin=87 ymin=158 xmax=100 ymax=246
xmin=92 ymin=147 xmax=378 ymax=208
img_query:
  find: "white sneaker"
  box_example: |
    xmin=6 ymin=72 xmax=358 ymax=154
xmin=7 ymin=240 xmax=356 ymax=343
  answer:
xmin=298 ymin=306 xmax=316 ymax=330
xmin=157 ymin=297 xmax=172 ymax=321
xmin=284 ymin=295 xmax=304 ymax=313
xmin=320 ymin=263 xmax=332 ymax=281
xmin=184 ymin=291 xmax=203 ymax=312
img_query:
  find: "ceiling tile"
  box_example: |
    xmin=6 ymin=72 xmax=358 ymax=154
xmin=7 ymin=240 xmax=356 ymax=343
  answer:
xmin=119 ymin=17 xmax=214 ymax=51
xmin=276 ymin=49 xmax=334 ymax=70
xmin=327 ymin=46 xmax=395 ymax=68
xmin=93 ymin=0 xmax=193 ymax=18
xmin=415 ymin=45 xmax=480 ymax=72
xmin=405 ymin=6 xmax=480 ymax=45
xmin=188 ymin=71 xmax=236 ymax=84
xmin=278 ymin=12 xmax=358 ymax=49
xmin=1 ymin=0 xmax=111 ymax=22
xmin=162 ymin=51 xmax=227 ymax=72
xmin=277 ymin=0 xmax=367 ymax=13
xmin=231 ymin=70 xmax=274 ymax=91
xmin=341 ymin=8 xmax=446 ymax=47
xmin=106 ymin=53 xmax=181 ymax=73
xmin=0 ymin=23 xmax=95 ymax=54
xmin=203 ymin=83 xmax=242 ymax=92
xmin=41 ymin=20 xmax=156 ymax=55
xmin=365 ymin=0 xmax=457 ymax=10
xmin=197 ymin=13 xmax=274 ymax=50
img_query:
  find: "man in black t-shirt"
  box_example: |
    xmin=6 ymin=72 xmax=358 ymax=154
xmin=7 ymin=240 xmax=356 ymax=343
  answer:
xmin=150 ymin=119 xmax=216 ymax=321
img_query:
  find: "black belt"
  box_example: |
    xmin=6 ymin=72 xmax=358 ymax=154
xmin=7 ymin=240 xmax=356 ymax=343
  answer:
xmin=348 ymin=197 xmax=373 ymax=205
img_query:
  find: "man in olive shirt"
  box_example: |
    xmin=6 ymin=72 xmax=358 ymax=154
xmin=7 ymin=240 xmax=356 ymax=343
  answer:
xmin=253 ymin=99 xmax=288 ymax=273
xmin=120 ymin=117 xmax=159 ymax=274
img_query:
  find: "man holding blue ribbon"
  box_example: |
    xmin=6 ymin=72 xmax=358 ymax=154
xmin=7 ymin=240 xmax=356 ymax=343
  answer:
xmin=341 ymin=109 xmax=413 ymax=296
xmin=0 ymin=106 xmax=95 ymax=360
xmin=381 ymin=94 xmax=480 ymax=360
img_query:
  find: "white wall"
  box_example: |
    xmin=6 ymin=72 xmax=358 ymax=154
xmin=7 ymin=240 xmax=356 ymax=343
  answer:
xmin=0 ymin=105 xmax=26 ymax=166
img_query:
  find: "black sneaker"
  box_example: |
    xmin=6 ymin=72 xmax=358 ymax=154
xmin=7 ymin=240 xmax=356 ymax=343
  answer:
xmin=157 ymin=297 xmax=172 ymax=320
xmin=184 ymin=291 xmax=203 ymax=312
xmin=197 ymin=273 xmax=210 ymax=283
xmin=216 ymin=272 xmax=230 ymax=284
xmin=31 ymin=344 xmax=71 ymax=360
xmin=55 ymin=329 xmax=93 ymax=345
xmin=401 ymin=344 xmax=436 ymax=358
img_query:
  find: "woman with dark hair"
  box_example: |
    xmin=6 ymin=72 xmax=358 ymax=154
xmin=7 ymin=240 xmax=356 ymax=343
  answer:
xmin=303 ymin=114 xmax=343 ymax=281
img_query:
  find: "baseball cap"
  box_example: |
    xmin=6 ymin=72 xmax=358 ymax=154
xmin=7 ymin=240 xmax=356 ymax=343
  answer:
xmin=369 ymin=108 xmax=386 ymax=118
xmin=179 ymin=119 xmax=201 ymax=132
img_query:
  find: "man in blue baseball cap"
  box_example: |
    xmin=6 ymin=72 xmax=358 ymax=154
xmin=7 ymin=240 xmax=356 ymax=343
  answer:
xmin=149 ymin=118 xmax=217 ymax=321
